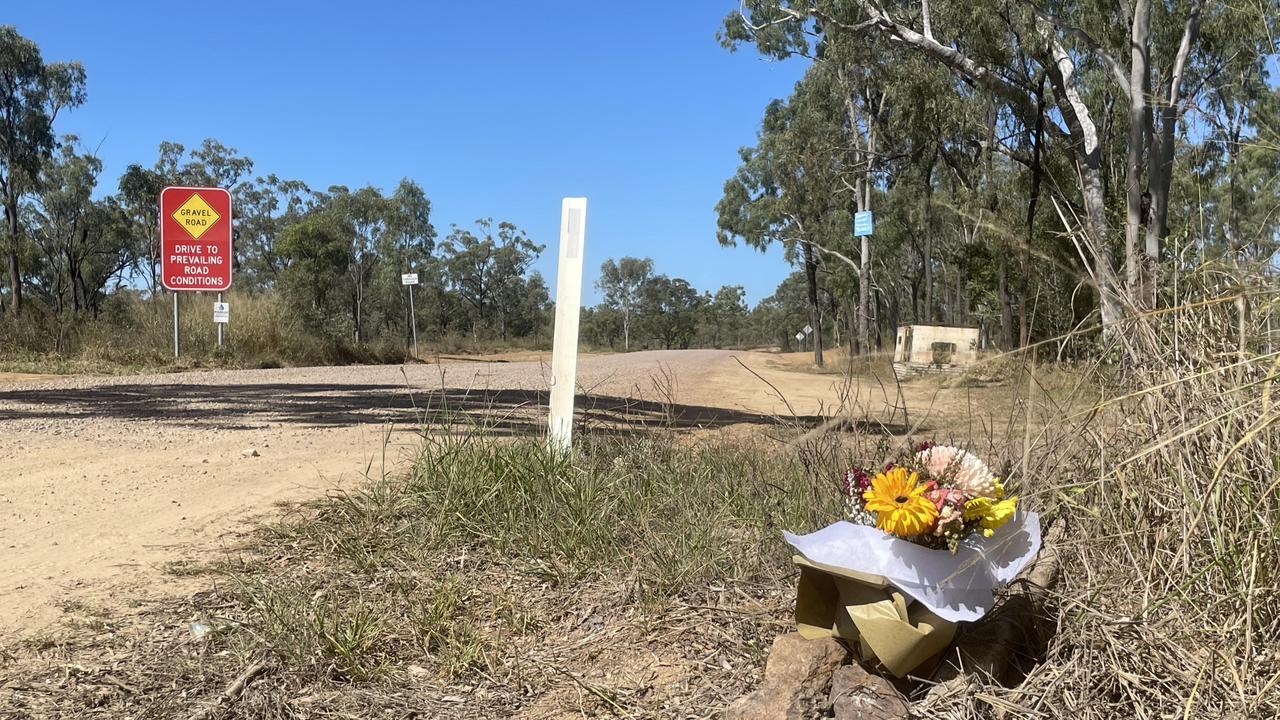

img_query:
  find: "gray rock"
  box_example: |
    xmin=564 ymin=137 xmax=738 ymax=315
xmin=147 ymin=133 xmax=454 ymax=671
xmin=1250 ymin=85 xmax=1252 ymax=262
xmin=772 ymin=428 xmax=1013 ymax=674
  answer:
xmin=241 ymin=447 xmax=259 ymax=457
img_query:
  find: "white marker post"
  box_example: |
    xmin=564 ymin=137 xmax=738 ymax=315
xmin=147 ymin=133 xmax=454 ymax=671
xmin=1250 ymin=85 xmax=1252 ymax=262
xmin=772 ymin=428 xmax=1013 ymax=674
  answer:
xmin=548 ymin=197 xmax=587 ymax=452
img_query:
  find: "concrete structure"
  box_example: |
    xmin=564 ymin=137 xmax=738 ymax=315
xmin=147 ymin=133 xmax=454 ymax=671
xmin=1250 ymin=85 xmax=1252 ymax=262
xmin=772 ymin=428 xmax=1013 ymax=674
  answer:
xmin=893 ymin=324 xmax=979 ymax=375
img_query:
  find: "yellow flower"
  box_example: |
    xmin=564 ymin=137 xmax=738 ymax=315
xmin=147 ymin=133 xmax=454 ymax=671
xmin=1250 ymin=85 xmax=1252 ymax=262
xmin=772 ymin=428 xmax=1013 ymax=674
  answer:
xmin=863 ymin=467 xmax=938 ymax=537
xmin=963 ymin=496 xmax=1019 ymax=536
xmin=993 ymin=477 xmax=1005 ymax=500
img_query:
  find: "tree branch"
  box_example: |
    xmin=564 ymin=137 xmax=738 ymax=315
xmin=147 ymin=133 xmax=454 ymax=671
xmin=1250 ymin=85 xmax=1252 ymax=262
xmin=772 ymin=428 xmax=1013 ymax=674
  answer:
xmin=1016 ymin=0 xmax=1131 ymax=97
xmin=813 ymin=1 xmax=1053 ymax=139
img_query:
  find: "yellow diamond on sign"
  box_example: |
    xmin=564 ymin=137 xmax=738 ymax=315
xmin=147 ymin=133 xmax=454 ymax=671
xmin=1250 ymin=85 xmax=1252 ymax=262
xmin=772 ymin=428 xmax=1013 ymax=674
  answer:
xmin=172 ymin=193 xmax=221 ymax=240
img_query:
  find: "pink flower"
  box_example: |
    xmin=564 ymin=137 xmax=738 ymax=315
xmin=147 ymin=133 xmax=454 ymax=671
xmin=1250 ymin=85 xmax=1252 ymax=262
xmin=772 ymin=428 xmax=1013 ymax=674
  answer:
xmin=924 ymin=485 xmax=969 ymax=511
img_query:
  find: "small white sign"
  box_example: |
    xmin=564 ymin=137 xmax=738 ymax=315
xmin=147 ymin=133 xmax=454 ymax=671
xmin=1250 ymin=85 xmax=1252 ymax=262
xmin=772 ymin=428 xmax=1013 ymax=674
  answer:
xmin=795 ymin=332 xmax=805 ymax=342
xmin=401 ymin=273 xmax=419 ymax=286
xmin=803 ymin=324 xmax=814 ymax=335
xmin=213 ymin=302 xmax=230 ymax=324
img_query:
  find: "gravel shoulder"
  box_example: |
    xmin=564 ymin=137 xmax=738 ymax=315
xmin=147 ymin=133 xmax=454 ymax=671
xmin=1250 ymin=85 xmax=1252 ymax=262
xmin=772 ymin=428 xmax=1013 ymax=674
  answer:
xmin=2 ymin=349 xmax=838 ymax=637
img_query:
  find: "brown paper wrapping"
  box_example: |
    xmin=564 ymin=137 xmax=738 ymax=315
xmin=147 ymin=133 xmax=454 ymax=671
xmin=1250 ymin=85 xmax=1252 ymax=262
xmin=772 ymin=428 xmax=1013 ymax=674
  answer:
xmin=792 ymin=555 xmax=956 ymax=677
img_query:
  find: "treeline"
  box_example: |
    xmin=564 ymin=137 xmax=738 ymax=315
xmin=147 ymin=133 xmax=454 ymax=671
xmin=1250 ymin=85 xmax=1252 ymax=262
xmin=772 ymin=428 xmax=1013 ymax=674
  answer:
xmin=580 ymin=256 xmax=837 ymax=352
xmin=718 ymin=2 xmax=1279 ymax=364
xmin=0 ymin=26 xmax=550 ymax=353
xmin=0 ymin=22 xmax=879 ymax=364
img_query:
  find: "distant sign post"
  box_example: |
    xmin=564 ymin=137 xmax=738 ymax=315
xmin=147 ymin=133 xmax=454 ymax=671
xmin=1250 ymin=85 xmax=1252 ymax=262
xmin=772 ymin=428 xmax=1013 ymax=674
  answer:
xmin=854 ymin=210 xmax=874 ymax=237
xmin=401 ymin=273 xmax=419 ymax=356
xmin=161 ymin=187 xmax=233 ymax=356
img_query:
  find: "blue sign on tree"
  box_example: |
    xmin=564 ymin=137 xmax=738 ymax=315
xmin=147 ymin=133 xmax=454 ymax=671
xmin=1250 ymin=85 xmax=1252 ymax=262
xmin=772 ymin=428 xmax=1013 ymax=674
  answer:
xmin=854 ymin=211 xmax=874 ymax=237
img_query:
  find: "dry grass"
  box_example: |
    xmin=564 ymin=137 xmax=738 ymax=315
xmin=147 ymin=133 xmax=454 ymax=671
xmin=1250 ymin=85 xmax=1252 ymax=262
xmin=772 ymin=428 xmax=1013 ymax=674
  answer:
xmin=0 ymin=422 xmax=870 ymax=718
xmin=0 ymin=292 xmax=410 ymax=374
xmin=3 ymin=262 xmax=1278 ymax=718
xmin=917 ymin=261 xmax=1280 ymax=718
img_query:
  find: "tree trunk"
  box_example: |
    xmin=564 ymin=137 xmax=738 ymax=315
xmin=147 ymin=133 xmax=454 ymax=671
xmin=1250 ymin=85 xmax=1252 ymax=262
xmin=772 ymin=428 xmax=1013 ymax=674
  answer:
xmin=923 ymin=159 xmax=935 ymax=323
xmin=998 ymin=257 xmax=1014 ymax=350
xmin=5 ymin=197 xmax=21 ymax=317
xmin=1147 ymin=0 xmax=1206 ymax=274
xmin=847 ymin=298 xmax=857 ymax=359
xmin=1125 ymin=0 xmax=1153 ymax=307
xmin=1018 ymin=79 xmax=1047 ymax=348
xmin=801 ymin=239 xmax=824 ymax=367
xmin=1045 ymin=37 xmax=1126 ymax=336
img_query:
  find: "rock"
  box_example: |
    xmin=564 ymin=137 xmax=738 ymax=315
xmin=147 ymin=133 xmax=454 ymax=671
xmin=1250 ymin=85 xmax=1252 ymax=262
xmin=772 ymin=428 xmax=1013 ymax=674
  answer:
xmin=241 ymin=447 xmax=259 ymax=457
xmin=725 ymin=633 xmax=846 ymax=720
xmin=829 ymin=664 xmax=910 ymax=720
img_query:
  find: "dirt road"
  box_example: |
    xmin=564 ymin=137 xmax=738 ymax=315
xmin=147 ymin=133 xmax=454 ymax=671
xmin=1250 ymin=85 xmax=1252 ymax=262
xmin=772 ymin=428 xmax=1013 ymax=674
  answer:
xmin=3 ymin=349 xmax=882 ymax=637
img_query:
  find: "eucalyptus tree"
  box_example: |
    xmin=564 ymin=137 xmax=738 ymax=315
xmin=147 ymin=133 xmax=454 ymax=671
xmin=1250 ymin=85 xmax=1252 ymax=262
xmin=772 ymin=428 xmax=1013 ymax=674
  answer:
xmin=277 ymin=211 xmax=351 ymax=337
xmin=0 ymin=26 xmax=85 ymax=316
xmin=717 ymin=67 xmax=853 ymax=365
xmin=31 ymin=139 xmax=99 ymax=313
xmin=234 ymin=174 xmax=313 ymax=289
xmin=378 ymin=179 xmax=435 ymax=342
xmin=179 ymin=139 xmax=253 ymax=191
xmin=31 ymin=139 xmax=131 ymax=315
xmin=325 ymin=185 xmax=395 ymax=342
xmin=437 ymin=218 xmax=544 ymax=341
xmin=596 ymin=256 xmax=654 ymax=351
xmin=724 ymin=0 xmax=1276 ymax=336
xmin=639 ymin=275 xmax=704 ymax=350
xmin=116 ymin=163 xmax=166 ymax=294
xmin=703 ymin=284 xmax=749 ymax=348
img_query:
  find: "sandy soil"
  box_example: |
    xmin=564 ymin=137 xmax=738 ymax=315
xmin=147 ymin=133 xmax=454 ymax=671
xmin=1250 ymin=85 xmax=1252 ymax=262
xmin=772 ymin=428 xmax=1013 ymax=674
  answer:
xmin=0 ymin=350 xmax=835 ymax=636
xmin=0 ymin=348 xmax=993 ymax=638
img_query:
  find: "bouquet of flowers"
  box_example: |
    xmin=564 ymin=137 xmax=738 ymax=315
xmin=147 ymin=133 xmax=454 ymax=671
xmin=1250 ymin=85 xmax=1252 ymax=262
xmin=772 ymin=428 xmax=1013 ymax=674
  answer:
xmin=784 ymin=442 xmax=1041 ymax=676
xmin=842 ymin=443 xmax=1019 ymax=553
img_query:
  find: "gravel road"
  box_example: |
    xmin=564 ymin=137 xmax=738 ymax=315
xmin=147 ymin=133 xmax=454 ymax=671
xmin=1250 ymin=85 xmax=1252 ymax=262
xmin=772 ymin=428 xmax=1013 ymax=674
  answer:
xmin=0 ymin=349 xmax=809 ymax=636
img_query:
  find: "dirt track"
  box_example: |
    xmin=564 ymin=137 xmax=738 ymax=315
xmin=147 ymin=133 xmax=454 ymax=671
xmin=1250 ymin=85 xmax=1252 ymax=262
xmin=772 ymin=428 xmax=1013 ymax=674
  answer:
xmin=1 ymin=349 xmax=873 ymax=638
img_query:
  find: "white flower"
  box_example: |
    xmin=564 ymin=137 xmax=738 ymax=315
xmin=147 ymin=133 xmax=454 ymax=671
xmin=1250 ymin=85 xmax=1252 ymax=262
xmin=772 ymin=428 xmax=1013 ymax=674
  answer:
xmin=915 ymin=445 xmax=998 ymax=499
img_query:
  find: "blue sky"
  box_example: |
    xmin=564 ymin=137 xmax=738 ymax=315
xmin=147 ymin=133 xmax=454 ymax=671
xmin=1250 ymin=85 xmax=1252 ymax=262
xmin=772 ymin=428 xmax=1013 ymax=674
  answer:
xmin=9 ymin=2 xmax=809 ymax=305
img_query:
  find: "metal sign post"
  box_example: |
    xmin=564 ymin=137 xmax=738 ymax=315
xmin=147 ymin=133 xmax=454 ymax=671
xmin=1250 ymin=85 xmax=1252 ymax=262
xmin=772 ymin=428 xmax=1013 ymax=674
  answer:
xmin=401 ymin=273 xmax=419 ymax=357
xmin=173 ymin=293 xmax=180 ymax=357
xmin=216 ymin=292 xmax=224 ymax=347
xmin=549 ymin=197 xmax=587 ymax=452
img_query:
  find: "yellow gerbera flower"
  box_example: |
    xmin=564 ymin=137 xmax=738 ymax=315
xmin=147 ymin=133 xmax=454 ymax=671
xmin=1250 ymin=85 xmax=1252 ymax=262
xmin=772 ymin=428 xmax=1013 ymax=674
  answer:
xmin=863 ymin=467 xmax=938 ymax=537
xmin=963 ymin=496 xmax=1019 ymax=537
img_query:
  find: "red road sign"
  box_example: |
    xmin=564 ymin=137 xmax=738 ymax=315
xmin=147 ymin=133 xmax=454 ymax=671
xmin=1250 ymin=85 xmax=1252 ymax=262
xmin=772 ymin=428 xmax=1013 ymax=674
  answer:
xmin=160 ymin=186 xmax=233 ymax=292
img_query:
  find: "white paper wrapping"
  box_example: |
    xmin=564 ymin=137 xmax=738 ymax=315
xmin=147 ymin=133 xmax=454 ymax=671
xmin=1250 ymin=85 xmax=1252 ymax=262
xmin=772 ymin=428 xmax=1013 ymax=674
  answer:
xmin=784 ymin=511 xmax=1041 ymax=623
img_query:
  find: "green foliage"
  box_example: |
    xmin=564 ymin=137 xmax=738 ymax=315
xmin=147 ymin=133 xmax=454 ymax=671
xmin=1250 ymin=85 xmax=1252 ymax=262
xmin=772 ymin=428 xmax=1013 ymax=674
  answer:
xmin=720 ymin=0 xmax=1280 ymax=352
xmin=0 ymin=26 xmax=562 ymax=357
xmin=596 ymin=256 xmax=654 ymax=351
xmin=437 ymin=218 xmax=548 ymax=341
xmin=277 ymin=212 xmax=351 ymax=340
xmin=0 ymin=25 xmax=87 ymax=317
